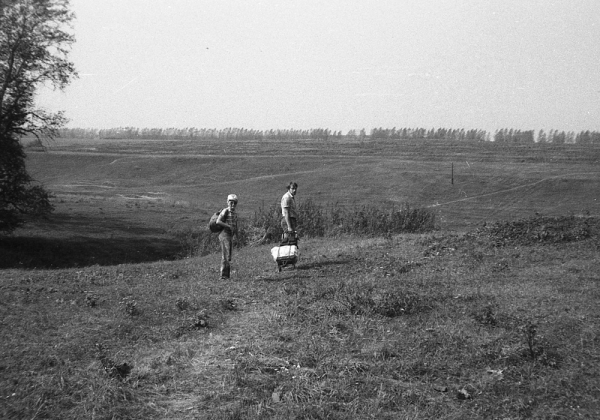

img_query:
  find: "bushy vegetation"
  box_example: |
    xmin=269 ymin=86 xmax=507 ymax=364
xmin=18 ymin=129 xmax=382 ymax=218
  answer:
xmin=173 ymin=200 xmax=437 ymax=258
xmin=478 ymin=214 xmax=598 ymax=246
xmin=0 ymin=0 xmax=76 ymax=234
xmin=0 ymin=135 xmax=54 ymax=233
xmin=253 ymin=199 xmax=437 ymax=240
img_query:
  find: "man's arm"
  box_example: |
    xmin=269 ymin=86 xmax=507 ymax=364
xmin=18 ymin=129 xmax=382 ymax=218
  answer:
xmin=216 ymin=209 xmax=231 ymax=231
xmin=284 ymin=213 xmax=293 ymax=232
xmin=282 ymin=194 xmax=294 ymax=232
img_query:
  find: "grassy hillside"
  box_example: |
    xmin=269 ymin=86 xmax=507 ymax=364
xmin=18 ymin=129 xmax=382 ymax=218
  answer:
xmin=1 ymin=138 xmax=599 ymax=418
xmin=7 ymin=137 xmax=596 ymax=268
xmin=26 ymin=137 xmax=600 ymax=228
xmin=1 ymin=216 xmax=599 ymax=419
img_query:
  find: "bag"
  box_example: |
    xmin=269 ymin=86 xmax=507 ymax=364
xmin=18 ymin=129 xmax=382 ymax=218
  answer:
xmin=271 ymin=245 xmax=299 ymax=265
xmin=208 ymin=208 xmax=226 ymax=233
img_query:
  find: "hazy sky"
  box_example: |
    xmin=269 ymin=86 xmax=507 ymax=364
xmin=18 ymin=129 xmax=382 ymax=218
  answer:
xmin=36 ymin=0 xmax=600 ymax=133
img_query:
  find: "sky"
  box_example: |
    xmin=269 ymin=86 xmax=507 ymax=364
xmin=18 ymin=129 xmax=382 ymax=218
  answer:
xmin=36 ymin=0 xmax=600 ymax=133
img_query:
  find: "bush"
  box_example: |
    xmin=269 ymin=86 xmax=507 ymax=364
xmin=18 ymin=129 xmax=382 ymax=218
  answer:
xmin=249 ymin=199 xmax=437 ymax=242
xmin=172 ymin=217 xmax=254 ymax=258
xmin=475 ymin=215 xmax=598 ymax=247
xmin=1 ymin=134 xmax=54 ymax=234
xmin=177 ymin=200 xmax=437 ymax=256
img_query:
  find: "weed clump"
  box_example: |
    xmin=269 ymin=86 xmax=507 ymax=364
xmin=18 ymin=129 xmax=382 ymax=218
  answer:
xmin=175 ymin=297 xmax=192 ymax=311
xmin=478 ymin=215 xmax=597 ymax=247
xmin=220 ymin=298 xmax=238 ymax=311
xmin=85 ymin=293 xmax=98 ymax=307
xmin=119 ymin=296 xmax=139 ymax=316
xmin=518 ymin=321 xmax=562 ymax=368
xmin=175 ymin=310 xmax=211 ymax=337
xmin=95 ymin=343 xmax=132 ymax=380
xmin=471 ymin=303 xmax=500 ymax=327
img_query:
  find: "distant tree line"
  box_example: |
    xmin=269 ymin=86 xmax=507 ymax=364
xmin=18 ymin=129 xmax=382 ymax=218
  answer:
xmin=493 ymin=129 xmax=600 ymax=145
xmin=56 ymin=126 xmax=600 ymax=145
xmin=368 ymin=127 xmax=489 ymax=141
xmin=57 ymin=127 xmax=342 ymax=141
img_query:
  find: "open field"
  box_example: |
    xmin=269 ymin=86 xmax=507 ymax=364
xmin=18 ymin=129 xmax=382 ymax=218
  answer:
xmin=1 ymin=137 xmax=599 ymax=419
xmin=14 ymin=137 xmax=600 ymax=266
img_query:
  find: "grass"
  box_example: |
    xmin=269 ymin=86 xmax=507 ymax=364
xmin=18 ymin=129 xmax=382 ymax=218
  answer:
xmin=1 ymin=216 xmax=599 ymax=419
xmin=26 ymin=137 xmax=600 ymax=232
xmin=1 ymin=137 xmax=599 ymax=418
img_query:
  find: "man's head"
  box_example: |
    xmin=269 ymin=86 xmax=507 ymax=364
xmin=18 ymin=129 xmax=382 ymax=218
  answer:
xmin=286 ymin=182 xmax=298 ymax=196
xmin=227 ymin=194 xmax=238 ymax=209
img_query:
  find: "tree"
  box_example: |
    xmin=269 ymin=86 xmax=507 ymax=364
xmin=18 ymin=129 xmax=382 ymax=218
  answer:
xmin=537 ymin=129 xmax=547 ymax=143
xmin=0 ymin=0 xmax=76 ymax=233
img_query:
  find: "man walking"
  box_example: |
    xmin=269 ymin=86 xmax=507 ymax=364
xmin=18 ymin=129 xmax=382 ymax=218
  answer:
xmin=281 ymin=182 xmax=298 ymax=239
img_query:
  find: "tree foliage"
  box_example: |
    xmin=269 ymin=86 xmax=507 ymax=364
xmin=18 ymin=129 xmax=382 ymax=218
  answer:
xmin=57 ymin=125 xmax=600 ymax=145
xmin=0 ymin=0 xmax=76 ymax=233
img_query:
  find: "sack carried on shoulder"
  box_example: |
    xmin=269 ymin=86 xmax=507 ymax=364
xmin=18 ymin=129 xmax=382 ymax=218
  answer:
xmin=208 ymin=209 xmax=225 ymax=233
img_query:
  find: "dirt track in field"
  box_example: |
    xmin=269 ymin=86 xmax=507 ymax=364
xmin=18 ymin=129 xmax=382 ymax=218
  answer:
xmin=427 ymin=171 xmax=600 ymax=208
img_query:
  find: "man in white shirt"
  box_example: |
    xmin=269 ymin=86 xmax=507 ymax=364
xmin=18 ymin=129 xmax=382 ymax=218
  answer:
xmin=281 ymin=182 xmax=298 ymax=236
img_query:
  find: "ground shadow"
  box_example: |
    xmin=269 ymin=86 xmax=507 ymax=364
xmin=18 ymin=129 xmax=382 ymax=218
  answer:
xmin=296 ymin=259 xmax=352 ymax=270
xmin=0 ymin=236 xmax=181 ymax=269
xmin=0 ymin=208 xmax=190 ymax=269
xmin=0 ymin=235 xmax=182 ymax=269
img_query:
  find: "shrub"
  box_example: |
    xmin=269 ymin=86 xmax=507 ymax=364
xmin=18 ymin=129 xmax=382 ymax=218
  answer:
xmin=171 ymin=229 xmax=218 ymax=258
xmin=176 ymin=200 xmax=437 ymax=256
xmin=475 ymin=215 xmax=597 ymax=247
xmin=249 ymin=199 xmax=437 ymax=242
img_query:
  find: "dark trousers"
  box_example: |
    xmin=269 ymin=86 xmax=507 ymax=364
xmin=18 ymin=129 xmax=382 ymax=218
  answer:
xmin=281 ymin=217 xmax=297 ymax=232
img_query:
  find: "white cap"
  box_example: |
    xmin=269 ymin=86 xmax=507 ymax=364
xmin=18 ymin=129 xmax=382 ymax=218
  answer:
xmin=227 ymin=194 xmax=238 ymax=202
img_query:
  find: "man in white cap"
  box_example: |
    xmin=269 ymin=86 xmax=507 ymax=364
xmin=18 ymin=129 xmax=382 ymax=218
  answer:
xmin=216 ymin=194 xmax=238 ymax=279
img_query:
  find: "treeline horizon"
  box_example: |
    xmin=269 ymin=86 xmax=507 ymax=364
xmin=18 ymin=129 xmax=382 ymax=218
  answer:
xmin=55 ymin=126 xmax=600 ymax=145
